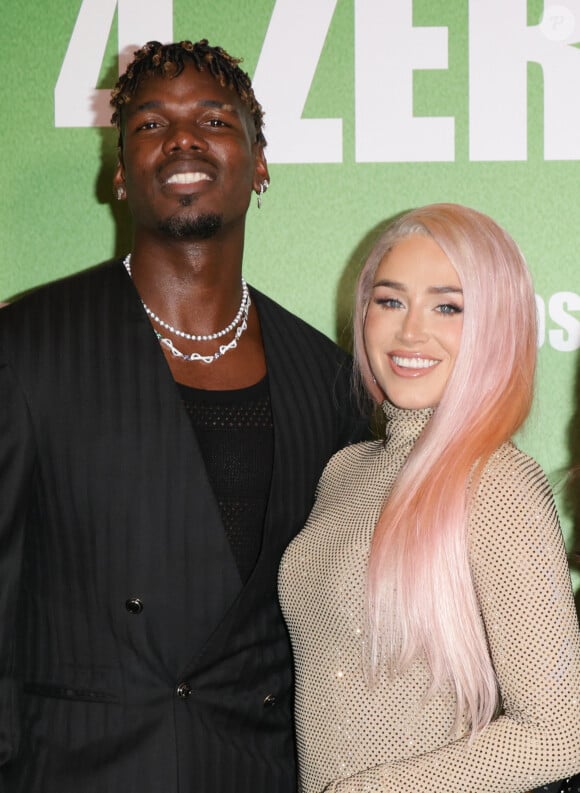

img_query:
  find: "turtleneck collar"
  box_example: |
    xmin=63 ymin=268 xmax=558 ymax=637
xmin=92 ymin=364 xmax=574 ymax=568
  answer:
xmin=381 ymin=400 xmax=435 ymax=456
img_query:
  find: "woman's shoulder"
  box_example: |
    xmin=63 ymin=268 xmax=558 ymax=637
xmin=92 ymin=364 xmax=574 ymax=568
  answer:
xmin=470 ymin=441 xmax=560 ymax=545
xmin=479 ymin=441 xmax=553 ymax=497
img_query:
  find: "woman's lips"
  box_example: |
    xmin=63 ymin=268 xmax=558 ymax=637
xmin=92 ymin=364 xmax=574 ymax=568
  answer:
xmin=389 ymin=353 xmax=440 ymax=376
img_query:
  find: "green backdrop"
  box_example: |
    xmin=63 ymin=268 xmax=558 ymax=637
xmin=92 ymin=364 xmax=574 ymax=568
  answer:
xmin=2 ymin=0 xmax=580 ymax=582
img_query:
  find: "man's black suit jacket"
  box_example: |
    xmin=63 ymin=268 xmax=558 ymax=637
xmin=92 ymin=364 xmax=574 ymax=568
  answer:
xmin=0 ymin=261 xmax=368 ymax=793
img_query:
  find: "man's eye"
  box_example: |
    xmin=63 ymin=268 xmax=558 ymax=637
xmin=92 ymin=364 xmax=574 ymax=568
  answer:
xmin=208 ymin=118 xmax=227 ymax=128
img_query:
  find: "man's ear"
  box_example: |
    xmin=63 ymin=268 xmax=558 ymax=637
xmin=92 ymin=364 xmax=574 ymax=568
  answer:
xmin=253 ymin=146 xmax=270 ymax=194
xmin=112 ymin=159 xmax=127 ymax=201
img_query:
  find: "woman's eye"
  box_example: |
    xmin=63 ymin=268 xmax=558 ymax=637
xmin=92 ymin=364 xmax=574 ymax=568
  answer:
xmin=207 ymin=118 xmax=227 ymax=128
xmin=375 ymin=297 xmax=403 ymax=309
xmin=437 ymin=303 xmax=463 ymax=315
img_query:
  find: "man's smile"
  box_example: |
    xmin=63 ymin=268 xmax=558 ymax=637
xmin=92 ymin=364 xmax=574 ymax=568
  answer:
xmin=165 ymin=171 xmax=212 ymax=185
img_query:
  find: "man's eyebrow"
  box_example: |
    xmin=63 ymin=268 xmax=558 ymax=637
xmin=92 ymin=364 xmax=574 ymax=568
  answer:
xmin=133 ymin=100 xmax=163 ymax=112
xmin=130 ymin=99 xmax=238 ymax=113
xmin=198 ymin=100 xmax=237 ymax=112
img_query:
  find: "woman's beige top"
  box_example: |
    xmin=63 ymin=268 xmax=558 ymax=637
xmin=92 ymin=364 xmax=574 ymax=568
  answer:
xmin=279 ymin=403 xmax=580 ymax=793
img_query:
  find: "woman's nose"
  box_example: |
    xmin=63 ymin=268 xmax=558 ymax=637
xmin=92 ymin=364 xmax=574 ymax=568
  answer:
xmin=398 ymin=308 xmax=428 ymax=343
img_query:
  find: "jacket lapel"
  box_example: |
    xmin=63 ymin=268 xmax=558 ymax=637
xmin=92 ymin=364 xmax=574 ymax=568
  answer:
xmin=105 ymin=261 xmax=242 ymax=664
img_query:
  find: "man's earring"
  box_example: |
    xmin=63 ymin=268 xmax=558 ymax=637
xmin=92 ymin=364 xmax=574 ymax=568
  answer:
xmin=257 ymin=179 xmax=269 ymax=209
xmin=115 ymin=184 xmax=126 ymax=201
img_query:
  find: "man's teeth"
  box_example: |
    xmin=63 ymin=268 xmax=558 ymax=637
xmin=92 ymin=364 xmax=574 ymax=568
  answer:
xmin=166 ymin=172 xmax=211 ymax=184
xmin=391 ymin=356 xmax=438 ymax=369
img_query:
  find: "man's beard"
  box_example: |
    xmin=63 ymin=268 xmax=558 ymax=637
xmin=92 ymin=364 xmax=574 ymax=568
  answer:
xmin=158 ymin=207 xmax=223 ymax=240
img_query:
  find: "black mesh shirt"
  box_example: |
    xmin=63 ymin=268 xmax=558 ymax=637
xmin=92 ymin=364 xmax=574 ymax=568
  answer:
xmin=177 ymin=376 xmax=274 ymax=584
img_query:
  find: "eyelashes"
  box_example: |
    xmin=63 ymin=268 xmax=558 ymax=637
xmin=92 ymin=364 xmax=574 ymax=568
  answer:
xmin=436 ymin=303 xmax=463 ymax=315
xmin=373 ymin=297 xmax=463 ymax=315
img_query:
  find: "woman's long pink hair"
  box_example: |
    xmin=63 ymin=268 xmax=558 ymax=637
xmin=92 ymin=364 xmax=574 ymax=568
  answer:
xmin=354 ymin=204 xmax=537 ymax=734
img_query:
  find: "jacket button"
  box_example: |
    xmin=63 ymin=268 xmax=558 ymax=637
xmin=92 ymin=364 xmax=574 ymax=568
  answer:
xmin=176 ymin=682 xmax=192 ymax=699
xmin=263 ymin=693 xmax=277 ymax=707
xmin=125 ymin=598 xmax=143 ymax=614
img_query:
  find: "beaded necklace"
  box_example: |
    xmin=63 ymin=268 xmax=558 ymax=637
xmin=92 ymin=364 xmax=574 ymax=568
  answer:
xmin=123 ymin=253 xmax=251 ymax=364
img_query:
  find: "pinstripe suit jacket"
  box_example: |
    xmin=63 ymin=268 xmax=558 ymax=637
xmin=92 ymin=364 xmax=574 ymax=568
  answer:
xmin=0 ymin=260 xmax=368 ymax=793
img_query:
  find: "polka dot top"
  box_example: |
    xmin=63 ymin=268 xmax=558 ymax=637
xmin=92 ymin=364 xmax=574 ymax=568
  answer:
xmin=278 ymin=402 xmax=580 ymax=792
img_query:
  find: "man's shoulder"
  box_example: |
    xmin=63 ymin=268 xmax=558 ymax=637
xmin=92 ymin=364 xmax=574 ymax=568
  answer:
xmin=0 ymin=260 xmax=123 ymax=322
xmin=0 ymin=260 xmax=125 ymax=359
xmin=13 ymin=260 xmax=119 ymax=302
xmin=250 ymin=286 xmax=350 ymax=361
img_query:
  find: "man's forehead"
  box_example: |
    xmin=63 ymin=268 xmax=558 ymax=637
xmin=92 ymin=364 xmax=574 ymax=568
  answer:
xmin=128 ymin=66 xmax=242 ymax=107
xmin=128 ymin=96 xmax=239 ymax=114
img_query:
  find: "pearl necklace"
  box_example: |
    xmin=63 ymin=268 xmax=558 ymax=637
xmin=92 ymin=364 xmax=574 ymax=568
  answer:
xmin=122 ymin=254 xmax=251 ymax=364
xmin=123 ymin=254 xmax=249 ymax=341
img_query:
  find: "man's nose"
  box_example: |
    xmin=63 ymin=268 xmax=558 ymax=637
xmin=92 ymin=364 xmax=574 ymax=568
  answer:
xmin=164 ymin=124 xmax=207 ymax=153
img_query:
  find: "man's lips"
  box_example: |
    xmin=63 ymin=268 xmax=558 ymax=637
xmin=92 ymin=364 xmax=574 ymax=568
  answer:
xmin=159 ymin=159 xmax=215 ymax=187
xmin=165 ymin=171 xmax=212 ymax=185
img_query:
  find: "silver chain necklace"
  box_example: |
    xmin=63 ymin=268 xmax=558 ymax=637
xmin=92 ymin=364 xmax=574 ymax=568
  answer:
xmin=123 ymin=254 xmax=249 ymax=340
xmin=123 ymin=254 xmax=251 ymax=364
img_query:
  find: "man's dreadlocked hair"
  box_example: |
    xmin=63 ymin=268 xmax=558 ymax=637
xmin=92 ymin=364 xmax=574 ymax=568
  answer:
xmin=110 ymin=40 xmax=266 ymax=148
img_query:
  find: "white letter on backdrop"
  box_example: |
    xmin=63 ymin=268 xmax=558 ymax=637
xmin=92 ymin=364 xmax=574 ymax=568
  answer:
xmin=54 ymin=0 xmax=173 ymax=127
xmin=535 ymin=294 xmax=546 ymax=349
xmin=470 ymin=0 xmax=580 ymax=160
xmin=549 ymin=291 xmax=580 ymax=351
xmin=354 ymin=0 xmax=454 ymax=162
xmin=251 ymin=0 xmax=342 ymax=163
